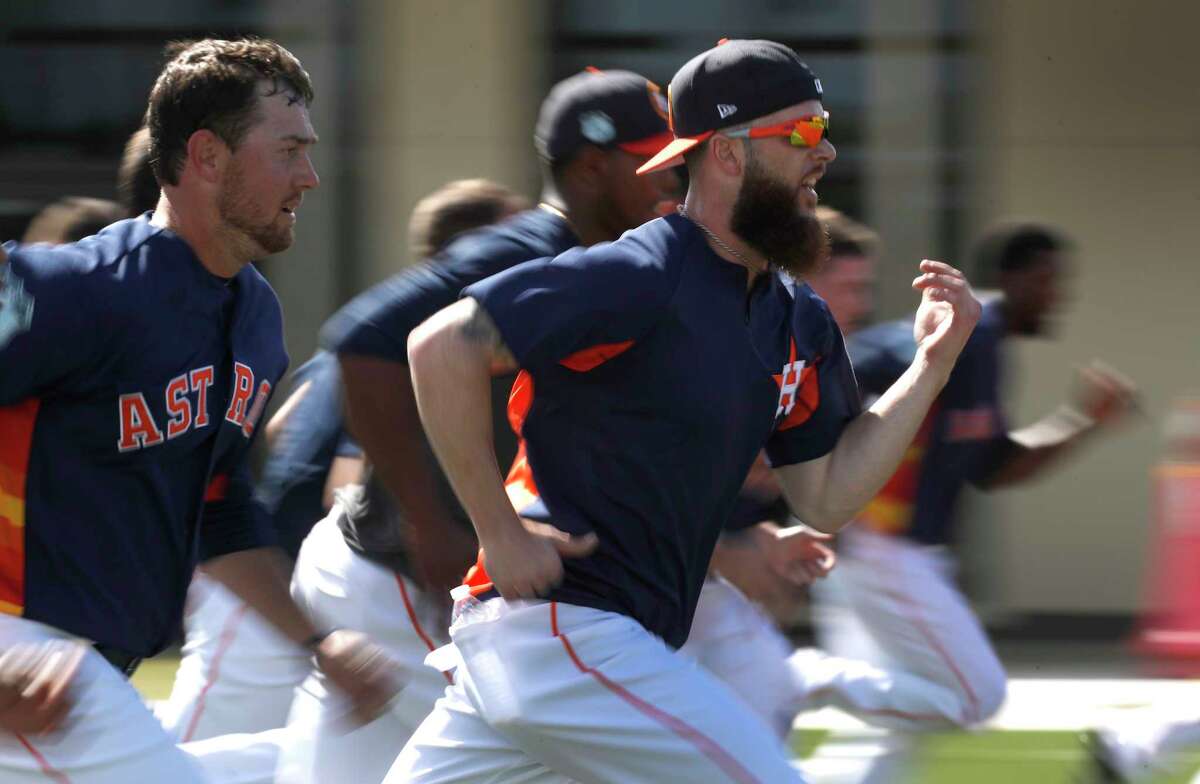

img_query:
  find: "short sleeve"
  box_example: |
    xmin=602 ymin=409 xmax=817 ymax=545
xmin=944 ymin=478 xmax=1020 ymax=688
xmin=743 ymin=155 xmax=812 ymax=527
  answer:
xmin=320 ymin=265 xmax=447 ymax=363
xmin=0 ymin=243 xmax=106 ymax=404
xmin=765 ymin=325 xmax=861 ymax=467
xmin=335 ymin=430 xmax=362 ymax=459
xmin=462 ymin=241 xmax=675 ymax=370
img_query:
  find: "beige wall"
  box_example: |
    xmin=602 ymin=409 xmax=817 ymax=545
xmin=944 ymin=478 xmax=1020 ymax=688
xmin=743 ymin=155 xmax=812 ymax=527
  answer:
xmin=356 ymin=0 xmax=548 ymax=289
xmin=264 ymin=0 xmax=547 ymax=372
xmin=977 ymin=1 xmax=1200 ymax=612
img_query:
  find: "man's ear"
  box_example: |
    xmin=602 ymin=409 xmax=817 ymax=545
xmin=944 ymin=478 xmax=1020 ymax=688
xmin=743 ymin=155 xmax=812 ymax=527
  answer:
xmin=709 ymin=134 xmax=746 ymax=179
xmin=183 ymin=129 xmax=229 ymax=185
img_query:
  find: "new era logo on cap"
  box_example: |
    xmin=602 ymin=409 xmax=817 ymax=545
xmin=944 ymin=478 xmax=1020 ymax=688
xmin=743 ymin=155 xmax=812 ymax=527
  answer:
xmin=717 ymin=104 xmax=738 ymax=119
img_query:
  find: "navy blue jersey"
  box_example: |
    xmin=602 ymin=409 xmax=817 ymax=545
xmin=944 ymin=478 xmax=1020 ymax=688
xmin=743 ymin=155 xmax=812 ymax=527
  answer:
xmin=255 ymin=350 xmax=360 ymax=560
xmin=463 ymin=213 xmax=861 ymax=648
xmin=0 ymin=217 xmax=286 ymax=656
xmin=848 ymin=298 xmax=1009 ymax=545
xmin=320 ymin=207 xmax=579 ymax=560
xmin=322 ymin=207 xmax=577 ymax=361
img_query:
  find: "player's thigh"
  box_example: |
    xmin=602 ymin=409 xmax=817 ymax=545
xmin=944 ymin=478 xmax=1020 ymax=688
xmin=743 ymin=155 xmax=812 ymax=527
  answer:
xmin=839 ymin=535 xmax=1005 ymax=719
xmin=679 ymin=578 xmax=801 ymax=739
xmin=0 ymin=623 xmax=205 ymax=783
xmin=457 ymin=601 xmax=803 ymax=784
xmin=386 ymin=680 xmax=568 ymax=784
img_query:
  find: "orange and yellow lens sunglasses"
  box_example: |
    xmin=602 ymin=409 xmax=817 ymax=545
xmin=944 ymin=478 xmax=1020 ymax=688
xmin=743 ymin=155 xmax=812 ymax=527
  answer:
xmin=723 ymin=112 xmax=829 ymax=148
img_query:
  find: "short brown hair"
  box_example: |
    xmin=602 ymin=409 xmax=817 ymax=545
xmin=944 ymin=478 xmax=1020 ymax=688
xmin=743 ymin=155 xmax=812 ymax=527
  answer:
xmin=816 ymin=206 xmax=879 ymax=259
xmin=408 ymin=179 xmax=530 ymax=259
xmin=145 ymin=37 xmax=314 ymax=187
xmin=117 ymin=126 xmax=160 ymax=216
xmin=22 ymin=197 xmax=127 ymax=244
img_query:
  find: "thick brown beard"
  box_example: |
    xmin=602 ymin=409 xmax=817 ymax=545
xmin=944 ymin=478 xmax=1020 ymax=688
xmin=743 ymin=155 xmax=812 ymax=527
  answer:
xmin=217 ymin=159 xmax=294 ymax=256
xmin=730 ymin=156 xmax=829 ymax=279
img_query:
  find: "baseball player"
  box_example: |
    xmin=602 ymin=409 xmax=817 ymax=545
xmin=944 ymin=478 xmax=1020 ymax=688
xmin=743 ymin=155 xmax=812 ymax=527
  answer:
xmin=277 ymin=67 xmax=681 ymax=784
xmin=802 ymin=224 xmax=1136 ymax=781
xmin=389 ymin=38 xmax=982 ymax=783
xmin=158 ymin=178 xmax=527 ymax=743
xmin=0 ymin=38 xmax=398 ymax=783
xmin=677 ymin=209 xmax=888 ymax=740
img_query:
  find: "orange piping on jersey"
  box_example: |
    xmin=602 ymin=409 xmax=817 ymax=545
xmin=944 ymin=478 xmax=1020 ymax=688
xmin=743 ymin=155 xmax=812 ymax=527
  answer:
xmin=508 ymin=370 xmax=534 ymax=436
xmin=0 ymin=399 xmax=40 ymax=616
xmin=558 ymin=340 xmax=635 ymax=372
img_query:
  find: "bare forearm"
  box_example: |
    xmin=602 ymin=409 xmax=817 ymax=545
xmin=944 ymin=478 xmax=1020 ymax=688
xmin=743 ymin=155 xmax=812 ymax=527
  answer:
xmin=407 ymin=299 xmax=522 ymax=546
xmin=779 ymin=351 xmax=949 ymax=531
xmin=980 ymin=406 xmax=1094 ymax=488
xmin=339 ymin=355 xmax=460 ymax=537
xmin=201 ymin=547 xmax=318 ymax=644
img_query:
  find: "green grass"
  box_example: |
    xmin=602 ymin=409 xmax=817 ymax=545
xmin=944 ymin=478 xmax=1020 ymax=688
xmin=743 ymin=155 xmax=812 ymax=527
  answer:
xmin=131 ymin=652 xmax=180 ymax=702
xmin=791 ymin=729 xmax=1200 ymax=783
xmin=135 ymin=653 xmax=1199 ymax=782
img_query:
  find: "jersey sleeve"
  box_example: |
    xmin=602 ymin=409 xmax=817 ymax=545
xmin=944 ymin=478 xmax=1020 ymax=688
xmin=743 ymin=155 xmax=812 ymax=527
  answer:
xmin=198 ymin=458 xmax=277 ymax=561
xmin=462 ymin=241 xmax=675 ymax=371
xmin=0 ymin=243 xmax=108 ymax=405
xmin=765 ymin=322 xmax=862 ymax=468
xmin=334 ymin=430 xmax=362 ymax=459
xmin=320 ymin=266 xmax=445 ymax=362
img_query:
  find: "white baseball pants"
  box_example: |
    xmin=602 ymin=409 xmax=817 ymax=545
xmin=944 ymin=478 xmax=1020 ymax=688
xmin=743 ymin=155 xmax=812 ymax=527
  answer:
xmin=0 ymin=615 xmax=207 ymax=784
xmin=387 ymin=597 xmax=805 ymax=784
xmin=276 ymin=510 xmax=454 ymax=784
xmin=157 ymin=573 xmax=311 ymax=742
xmin=813 ymin=527 xmax=1007 ymax=730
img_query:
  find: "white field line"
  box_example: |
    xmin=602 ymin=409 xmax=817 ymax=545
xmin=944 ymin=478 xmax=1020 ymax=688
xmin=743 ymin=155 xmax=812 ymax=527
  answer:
xmin=792 ymin=678 xmax=1200 ymax=732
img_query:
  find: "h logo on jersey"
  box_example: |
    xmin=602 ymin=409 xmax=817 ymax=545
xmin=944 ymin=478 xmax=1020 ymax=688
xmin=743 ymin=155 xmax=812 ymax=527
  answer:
xmin=777 ymin=358 xmax=807 ymax=418
xmin=773 ymin=337 xmax=820 ymax=431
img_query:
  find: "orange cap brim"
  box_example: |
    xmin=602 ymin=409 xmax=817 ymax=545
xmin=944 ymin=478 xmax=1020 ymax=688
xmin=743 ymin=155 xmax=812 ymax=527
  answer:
xmin=635 ymin=136 xmax=704 ymax=175
xmin=618 ymin=131 xmax=676 ymax=157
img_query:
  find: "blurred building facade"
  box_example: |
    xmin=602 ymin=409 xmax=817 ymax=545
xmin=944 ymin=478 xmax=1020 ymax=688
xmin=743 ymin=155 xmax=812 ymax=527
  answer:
xmin=1 ymin=0 xmax=1196 ymax=620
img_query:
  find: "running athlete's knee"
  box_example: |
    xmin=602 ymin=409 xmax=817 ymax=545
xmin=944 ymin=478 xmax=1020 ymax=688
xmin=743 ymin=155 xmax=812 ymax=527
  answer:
xmin=971 ymin=669 xmax=1007 ymax=725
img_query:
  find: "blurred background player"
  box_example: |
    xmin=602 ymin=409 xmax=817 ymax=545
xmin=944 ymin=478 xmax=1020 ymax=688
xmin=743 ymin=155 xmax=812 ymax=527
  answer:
xmin=802 ymin=223 xmax=1138 ymax=782
xmin=117 ymin=125 xmax=161 ymax=217
xmin=0 ymin=38 xmax=399 ymax=783
xmin=277 ymin=66 xmax=680 ymax=784
xmin=158 ymin=177 xmax=527 ymax=743
xmin=806 ymin=205 xmax=880 ymax=334
xmin=20 ymin=197 xmax=128 ymax=245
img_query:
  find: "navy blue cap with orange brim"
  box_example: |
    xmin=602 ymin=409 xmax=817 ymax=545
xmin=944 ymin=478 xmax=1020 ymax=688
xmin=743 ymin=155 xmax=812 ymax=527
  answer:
xmin=637 ymin=38 xmax=823 ymax=176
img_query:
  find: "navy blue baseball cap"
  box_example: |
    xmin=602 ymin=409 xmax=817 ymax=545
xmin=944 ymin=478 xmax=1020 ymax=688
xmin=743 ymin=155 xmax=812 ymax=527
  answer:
xmin=637 ymin=39 xmax=824 ymax=174
xmin=535 ymin=68 xmax=674 ymax=164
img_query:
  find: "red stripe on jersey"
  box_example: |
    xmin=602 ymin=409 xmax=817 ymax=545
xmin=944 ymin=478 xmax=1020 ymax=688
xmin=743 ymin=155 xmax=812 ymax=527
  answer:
xmin=558 ymin=340 xmax=635 ymax=372
xmin=462 ymin=551 xmax=494 ymax=597
xmin=204 ymin=474 xmax=229 ymax=503
xmin=0 ymin=399 xmax=40 ymax=616
xmin=507 ymin=370 xmax=534 ymax=436
xmin=505 ymin=442 xmax=540 ymax=513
